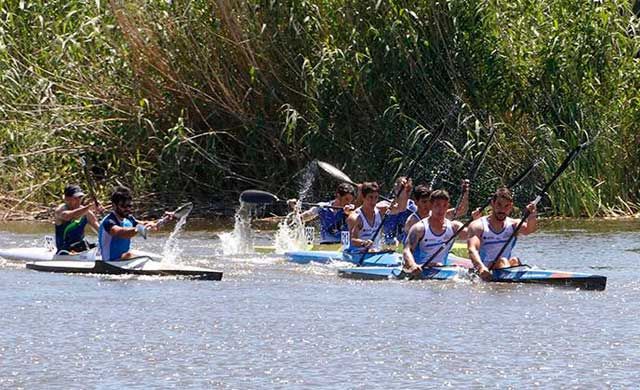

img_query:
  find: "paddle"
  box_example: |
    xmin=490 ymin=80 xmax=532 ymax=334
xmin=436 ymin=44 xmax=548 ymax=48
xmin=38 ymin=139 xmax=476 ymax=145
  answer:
xmin=451 ymin=118 xmax=497 ymax=217
xmin=316 ymin=161 xmax=391 ymax=202
xmin=418 ymin=158 xmax=542 ymax=270
xmin=491 ymin=136 xmax=597 ymax=264
xmin=138 ymin=202 xmax=194 ymax=239
xmin=356 ymin=104 xmax=458 ymax=265
xmin=79 ymin=156 xmax=101 ymax=209
xmin=239 ymin=189 xmax=343 ymax=210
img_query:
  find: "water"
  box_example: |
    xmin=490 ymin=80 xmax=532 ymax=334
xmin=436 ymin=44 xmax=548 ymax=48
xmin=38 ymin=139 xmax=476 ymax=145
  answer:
xmin=1 ymin=220 xmax=640 ymax=388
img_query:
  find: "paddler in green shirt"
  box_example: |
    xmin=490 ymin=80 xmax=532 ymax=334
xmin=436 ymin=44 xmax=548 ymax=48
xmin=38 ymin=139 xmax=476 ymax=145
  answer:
xmin=54 ymin=184 xmax=103 ymax=254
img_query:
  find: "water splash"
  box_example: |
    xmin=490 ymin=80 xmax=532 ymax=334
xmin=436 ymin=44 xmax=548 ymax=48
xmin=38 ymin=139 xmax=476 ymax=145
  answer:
xmin=272 ymin=161 xmax=318 ymax=252
xmin=218 ymin=202 xmax=255 ymax=255
xmin=161 ymin=210 xmax=190 ymax=264
xmin=297 ymin=161 xmax=318 ymax=201
xmin=273 ymin=208 xmax=311 ymax=254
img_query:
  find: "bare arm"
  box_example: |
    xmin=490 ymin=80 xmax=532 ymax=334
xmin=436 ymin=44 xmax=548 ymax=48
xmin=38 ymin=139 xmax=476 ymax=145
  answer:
xmin=516 ymin=202 xmax=538 ymax=235
xmin=347 ymin=213 xmax=369 ymax=248
xmin=402 ymin=223 xmax=424 ymax=272
xmin=403 ymin=214 xmax=419 ymax=237
xmin=109 ymin=225 xmax=137 ymax=239
xmin=55 ymin=204 xmax=92 ymax=224
xmin=299 ymin=207 xmax=319 ymax=223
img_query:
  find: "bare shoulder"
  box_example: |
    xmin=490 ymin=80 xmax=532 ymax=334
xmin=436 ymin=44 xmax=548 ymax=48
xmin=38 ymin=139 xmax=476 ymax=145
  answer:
xmin=406 ymin=222 xmax=424 ymax=247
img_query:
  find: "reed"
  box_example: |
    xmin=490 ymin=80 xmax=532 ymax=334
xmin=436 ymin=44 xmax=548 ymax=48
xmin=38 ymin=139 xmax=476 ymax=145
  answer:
xmin=0 ymin=0 xmax=638 ymax=217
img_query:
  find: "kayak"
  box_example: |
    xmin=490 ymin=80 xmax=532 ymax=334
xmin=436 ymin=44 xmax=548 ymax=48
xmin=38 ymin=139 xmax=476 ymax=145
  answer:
xmin=338 ymin=254 xmax=473 ymax=280
xmin=284 ymin=249 xmax=402 ymax=266
xmin=25 ymin=257 xmax=223 ymax=281
xmin=0 ymin=246 xmax=162 ymax=262
xmin=258 ymin=242 xmax=468 ymax=257
xmin=338 ymin=263 xmax=606 ymax=290
xmin=338 ymin=264 xmax=470 ymax=280
xmin=490 ymin=265 xmax=606 ymax=291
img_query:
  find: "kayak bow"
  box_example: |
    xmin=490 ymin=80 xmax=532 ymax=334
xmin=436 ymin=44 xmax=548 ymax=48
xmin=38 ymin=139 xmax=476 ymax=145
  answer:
xmin=25 ymin=257 xmax=223 ymax=281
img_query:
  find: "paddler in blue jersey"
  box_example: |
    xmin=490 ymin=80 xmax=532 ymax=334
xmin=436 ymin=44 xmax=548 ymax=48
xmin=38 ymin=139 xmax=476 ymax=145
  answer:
xmin=385 ymin=179 xmax=471 ymax=246
xmin=346 ymin=182 xmax=389 ymax=252
xmin=466 ymin=187 xmax=537 ymax=280
xmin=403 ymin=189 xmax=475 ymax=275
xmin=98 ymin=186 xmax=174 ymax=261
xmin=54 ymin=185 xmax=102 ymax=254
xmin=381 ymin=176 xmax=415 ymax=245
xmin=288 ymin=183 xmax=356 ymax=244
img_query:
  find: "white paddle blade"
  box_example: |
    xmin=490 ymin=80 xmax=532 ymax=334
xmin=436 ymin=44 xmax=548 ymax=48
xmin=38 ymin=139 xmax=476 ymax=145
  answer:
xmin=173 ymin=202 xmax=194 ymax=219
xmin=316 ymin=161 xmax=355 ymax=185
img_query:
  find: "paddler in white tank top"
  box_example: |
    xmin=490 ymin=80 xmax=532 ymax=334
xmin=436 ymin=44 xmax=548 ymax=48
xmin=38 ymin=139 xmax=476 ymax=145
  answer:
xmin=403 ymin=189 xmax=475 ymax=276
xmin=346 ymin=182 xmax=388 ymax=252
xmin=467 ymin=187 xmax=538 ymax=281
xmin=404 ymin=181 xmax=472 ymax=239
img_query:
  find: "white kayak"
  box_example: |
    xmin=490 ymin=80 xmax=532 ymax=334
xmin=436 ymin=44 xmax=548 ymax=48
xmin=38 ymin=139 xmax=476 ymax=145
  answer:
xmin=25 ymin=257 xmax=223 ymax=281
xmin=0 ymin=246 xmax=161 ymax=262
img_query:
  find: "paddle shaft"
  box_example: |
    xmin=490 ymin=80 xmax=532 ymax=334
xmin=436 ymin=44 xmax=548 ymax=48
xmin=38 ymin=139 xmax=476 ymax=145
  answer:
xmin=491 ymin=139 xmax=593 ymax=263
xmin=357 ymin=103 xmax=458 ymax=265
xmin=452 ymin=120 xmax=497 ymax=217
xmin=79 ymin=156 xmax=101 ymax=209
xmin=419 ymin=158 xmax=540 ymax=268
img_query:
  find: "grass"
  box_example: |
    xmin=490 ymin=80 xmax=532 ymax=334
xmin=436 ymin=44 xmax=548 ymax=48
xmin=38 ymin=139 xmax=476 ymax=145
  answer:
xmin=0 ymin=0 xmax=639 ymax=218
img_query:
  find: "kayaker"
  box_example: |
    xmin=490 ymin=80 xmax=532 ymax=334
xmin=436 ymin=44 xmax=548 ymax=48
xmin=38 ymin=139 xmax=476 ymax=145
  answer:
xmin=98 ymin=186 xmax=174 ymax=261
xmin=287 ymin=183 xmax=356 ymax=244
xmin=381 ymin=176 xmax=415 ymax=246
xmin=403 ymin=189 xmax=476 ymax=275
xmin=403 ymin=180 xmax=471 ymax=240
xmin=466 ymin=187 xmax=538 ymax=280
xmin=346 ymin=182 xmax=387 ymax=252
xmin=54 ymin=184 xmax=102 ymax=254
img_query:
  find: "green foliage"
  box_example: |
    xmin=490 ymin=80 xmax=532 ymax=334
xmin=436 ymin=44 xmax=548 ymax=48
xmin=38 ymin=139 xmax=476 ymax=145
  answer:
xmin=1 ymin=0 xmax=639 ymax=217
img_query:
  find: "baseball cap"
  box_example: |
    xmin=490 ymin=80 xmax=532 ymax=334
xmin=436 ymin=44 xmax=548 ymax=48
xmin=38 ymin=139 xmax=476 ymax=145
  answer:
xmin=64 ymin=185 xmax=85 ymax=198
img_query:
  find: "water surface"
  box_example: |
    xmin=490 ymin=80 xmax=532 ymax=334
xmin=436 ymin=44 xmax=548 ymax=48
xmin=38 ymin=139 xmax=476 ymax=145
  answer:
xmin=0 ymin=220 xmax=639 ymax=388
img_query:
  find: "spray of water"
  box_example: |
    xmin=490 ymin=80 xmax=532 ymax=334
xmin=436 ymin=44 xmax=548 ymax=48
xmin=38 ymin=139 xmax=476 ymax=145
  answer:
xmin=218 ymin=202 xmax=255 ymax=255
xmin=273 ymin=206 xmax=311 ymax=253
xmin=161 ymin=211 xmax=190 ymax=264
xmin=273 ymin=161 xmax=318 ymax=252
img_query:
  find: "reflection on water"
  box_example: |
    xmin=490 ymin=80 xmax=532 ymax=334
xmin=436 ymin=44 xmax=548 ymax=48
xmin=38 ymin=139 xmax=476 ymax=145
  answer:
xmin=0 ymin=219 xmax=639 ymax=387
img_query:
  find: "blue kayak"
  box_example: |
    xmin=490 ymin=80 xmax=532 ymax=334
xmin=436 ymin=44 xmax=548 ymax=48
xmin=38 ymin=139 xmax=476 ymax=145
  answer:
xmin=490 ymin=265 xmax=606 ymax=291
xmin=338 ymin=263 xmax=606 ymax=290
xmin=284 ymin=249 xmax=401 ymax=267
xmin=338 ymin=264 xmax=469 ymax=280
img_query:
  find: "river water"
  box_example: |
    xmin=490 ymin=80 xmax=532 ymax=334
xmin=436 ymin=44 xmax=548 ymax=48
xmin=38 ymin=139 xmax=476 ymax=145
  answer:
xmin=0 ymin=219 xmax=639 ymax=388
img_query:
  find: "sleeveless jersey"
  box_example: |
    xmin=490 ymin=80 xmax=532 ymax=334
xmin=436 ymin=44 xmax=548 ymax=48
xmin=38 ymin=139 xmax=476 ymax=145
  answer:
xmin=478 ymin=216 xmax=517 ymax=265
xmin=412 ymin=218 xmax=455 ymax=265
xmin=55 ymin=212 xmax=88 ymax=253
xmin=316 ymin=201 xmax=348 ymax=244
xmin=383 ymin=199 xmax=417 ymax=245
xmin=347 ymin=207 xmax=382 ymax=252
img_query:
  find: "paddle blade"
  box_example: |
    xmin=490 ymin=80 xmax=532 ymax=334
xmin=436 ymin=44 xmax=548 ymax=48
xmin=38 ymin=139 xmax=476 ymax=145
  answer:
xmin=316 ymin=161 xmax=356 ymax=185
xmin=239 ymin=190 xmax=280 ymax=204
xmin=173 ymin=202 xmax=194 ymax=219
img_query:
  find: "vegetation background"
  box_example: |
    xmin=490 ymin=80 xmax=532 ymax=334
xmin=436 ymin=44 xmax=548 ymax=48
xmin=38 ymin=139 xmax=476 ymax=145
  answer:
xmin=1 ymin=0 xmax=639 ymax=219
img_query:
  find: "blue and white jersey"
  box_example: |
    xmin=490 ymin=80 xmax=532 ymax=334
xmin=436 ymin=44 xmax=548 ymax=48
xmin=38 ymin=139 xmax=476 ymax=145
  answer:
xmin=383 ymin=199 xmax=417 ymax=245
xmin=98 ymin=212 xmax=139 ymax=261
xmin=478 ymin=216 xmax=517 ymax=265
xmin=347 ymin=207 xmax=382 ymax=252
xmin=412 ymin=218 xmax=454 ymax=265
xmin=316 ymin=201 xmax=348 ymax=244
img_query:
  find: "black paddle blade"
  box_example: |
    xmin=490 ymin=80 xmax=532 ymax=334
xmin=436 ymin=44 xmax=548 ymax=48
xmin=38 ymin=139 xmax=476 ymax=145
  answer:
xmin=173 ymin=202 xmax=194 ymax=219
xmin=316 ymin=161 xmax=356 ymax=186
xmin=239 ymin=190 xmax=280 ymax=204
